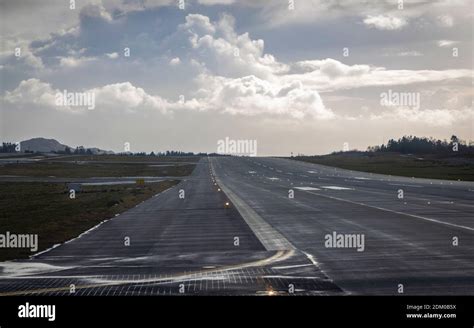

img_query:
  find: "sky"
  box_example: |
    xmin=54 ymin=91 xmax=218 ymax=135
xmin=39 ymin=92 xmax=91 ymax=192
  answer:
xmin=0 ymin=0 xmax=472 ymax=155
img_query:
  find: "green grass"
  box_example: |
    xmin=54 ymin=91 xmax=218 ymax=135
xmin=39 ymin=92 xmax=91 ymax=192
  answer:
xmin=292 ymin=152 xmax=474 ymax=181
xmin=0 ymin=161 xmax=196 ymax=178
xmin=0 ymin=180 xmax=179 ymax=261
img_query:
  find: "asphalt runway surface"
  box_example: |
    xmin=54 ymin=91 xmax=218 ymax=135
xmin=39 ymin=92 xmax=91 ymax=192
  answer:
xmin=0 ymin=157 xmax=472 ymax=295
xmin=210 ymin=156 xmax=474 ymax=295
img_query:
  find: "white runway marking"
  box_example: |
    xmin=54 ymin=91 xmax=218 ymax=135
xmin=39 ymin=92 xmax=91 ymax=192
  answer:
xmin=389 ymin=183 xmax=423 ymax=188
xmin=321 ymin=186 xmax=354 ymax=190
xmin=295 ymin=187 xmax=321 ymax=191
xmin=302 ymin=190 xmax=474 ymax=232
xmin=272 ymin=264 xmax=314 ymax=270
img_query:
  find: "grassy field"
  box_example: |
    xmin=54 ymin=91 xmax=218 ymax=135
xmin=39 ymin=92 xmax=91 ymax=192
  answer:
xmin=0 ymin=161 xmax=196 ymax=178
xmin=47 ymin=154 xmax=200 ymax=163
xmin=292 ymin=152 xmax=474 ymax=181
xmin=0 ymin=180 xmax=179 ymax=261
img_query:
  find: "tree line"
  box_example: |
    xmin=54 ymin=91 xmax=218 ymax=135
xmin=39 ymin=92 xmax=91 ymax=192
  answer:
xmin=0 ymin=142 xmax=222 ymax=156
xmin=367 ymin=135 xmax=473 ymax=154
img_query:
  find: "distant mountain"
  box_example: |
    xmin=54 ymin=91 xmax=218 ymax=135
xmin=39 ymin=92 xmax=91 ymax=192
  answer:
xmin=19 ymin=138 xmax=114 ymax=154
xmin=20 ymin=138 xmax=68 ymax=153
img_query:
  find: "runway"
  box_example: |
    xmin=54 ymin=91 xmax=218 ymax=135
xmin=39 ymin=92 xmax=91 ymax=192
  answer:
xmin=0 ymin=156 xmax=472 ymax=295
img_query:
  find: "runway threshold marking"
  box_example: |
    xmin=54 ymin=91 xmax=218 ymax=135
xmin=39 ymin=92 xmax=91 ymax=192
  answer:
xmin=0 ymin=250 xmax=295 ymax=296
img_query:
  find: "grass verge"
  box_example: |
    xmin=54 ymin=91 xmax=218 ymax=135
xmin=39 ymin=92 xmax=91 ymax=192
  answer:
xmin=292 ymin=152 xmax=474 ymax=181
xmin=0 ymin=180 xmax=179 ymax=261
xmin=0 ymin=161 xmax=196 ymax=178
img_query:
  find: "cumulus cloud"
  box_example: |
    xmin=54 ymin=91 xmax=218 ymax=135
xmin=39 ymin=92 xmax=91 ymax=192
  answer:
xmin=174 ymin=14 xmax=288 ymax=79
xmin=195 ymin=74 xmax=333 ymax=119
xmin=3 ymin=75 xmax=332 ymax=120
xmin=3 ymin=79 xmax=57 ymax=108
xmin=2 ymin=79 xmax=183 ymax=114
xmin=3 ymin=11 xmax=473 ymax=124
xmin=363 ymin=15 xmax=407 ymax=30
xmin=90 ymin=82 xmax=171 ymax=113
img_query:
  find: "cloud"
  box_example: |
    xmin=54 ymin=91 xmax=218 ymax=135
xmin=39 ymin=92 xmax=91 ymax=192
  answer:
xmin=3 ymin=12 xmax=473 ymax=124
xmin=195 ymin=74 xmax=334 ymax=119
xmin=59 ymin=56 xmax=97 ymax=68
xmin=0 ymin=39 xmax=44 ymax=70
xmin=2 ymin=78 xmax=181 ymax=114
xmin=90 ymin=82 xmax=171 ymax=113
xmin=363 ymin=15 xmax=407 ymax=30
xmin=79 ymin=3 xmax=113 ymax=22
xmin=193 ymin=0 xmax=471 ymax=31
xmin=286 ymin=59 xmax=471 ymax=92
xmin=3 ymin=75 xmax=333 ymax=120
xmin=437 ymin=40 xmax=458 ymax=48
xmin=175 ymin=13 xmax=288 ymax=79
xmin=106 ymin=52 xmax=119 ymax=59
xmin=169 ymin=57 xmax=181 ymax=66
xmin=292 ymin=59 xmax=371 ymax=77
xmin=370 ymin=107 xmax=473 ymax=127
xmin=3 ymin=78 xmax=57 ymax=108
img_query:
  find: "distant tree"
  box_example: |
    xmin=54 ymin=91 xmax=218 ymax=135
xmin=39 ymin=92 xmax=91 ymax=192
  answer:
xmin=0 ymin=142 xmax=17 ymax=153
xmin=74 ymin=146 xmax=86 ymax=155
xmin=367 ymin=135 xmax=472 ymax=155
